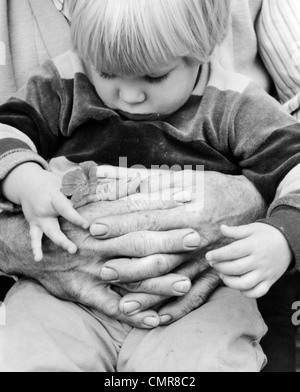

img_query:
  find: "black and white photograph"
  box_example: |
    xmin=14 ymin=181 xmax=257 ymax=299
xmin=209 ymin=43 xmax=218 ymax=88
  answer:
xmin=0 ymin=0 xmax=300 ymax=375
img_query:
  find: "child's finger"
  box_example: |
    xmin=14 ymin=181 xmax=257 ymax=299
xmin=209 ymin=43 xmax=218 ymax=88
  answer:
xmin=30 ymin=225 xmax=44 ymax=262
xmin=52 ymin=193 xmax=89 ymax=229
xmin=220 ymin=225 xmax=255 ymax=240
xmin=241 ymin=282 xmax=271 ymax=299
xmin=42 ymin=219 xmax=78 ymax=255
xmin=206 ymin=240 xmax=251 ymax=264
xmin=221 ymin=272 xmax=263 ymax=292
xmin=212 ymin=257 xmax=253 ymax=276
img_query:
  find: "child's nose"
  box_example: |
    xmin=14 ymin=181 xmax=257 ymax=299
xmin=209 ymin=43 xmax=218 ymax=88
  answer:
xmin=119 ymin=86 xmax=146 ymax=105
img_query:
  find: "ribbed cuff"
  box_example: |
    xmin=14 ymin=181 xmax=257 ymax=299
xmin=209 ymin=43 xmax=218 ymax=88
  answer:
xmin=259 ymin=206 xmax=300 ymax=273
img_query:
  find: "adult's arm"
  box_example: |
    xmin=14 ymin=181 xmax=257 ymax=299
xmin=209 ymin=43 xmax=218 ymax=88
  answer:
xmin=0 ymin=196 xmax=199 ymax=329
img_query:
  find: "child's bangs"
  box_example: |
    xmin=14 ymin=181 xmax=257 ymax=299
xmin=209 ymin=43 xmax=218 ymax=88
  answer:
xmin=73 ymin=0 xmax=202 ymax=76
xmin=72 ymin=0 xmax=231 ymax=76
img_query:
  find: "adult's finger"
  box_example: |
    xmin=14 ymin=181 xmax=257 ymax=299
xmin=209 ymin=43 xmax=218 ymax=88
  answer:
xmin=115 ymin=274 xmax=191 ymax=297
xmin=96 ymin=175 xmax=142 ymax=201
xmin=90 ymin=202 xmax=198 ymax=239
xmin=99 ymin=253 xmax=191 ymax=282
xmin=119 ymin=292 xmax=168 ymax=316
xmin=67 ymin=276 xmax=161 ymax=329
xmin=92 ymin=229 xmax=201 ymax=259
xmin=157 ymin=270 xmax=221 ymax=325
xmin=140 ymin=170 xmax=200 ymax=193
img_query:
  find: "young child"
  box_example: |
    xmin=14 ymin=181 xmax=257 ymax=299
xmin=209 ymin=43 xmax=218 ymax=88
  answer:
xmin=0 ymin=0 xmax=300 ymax=307
xmin=206 ymin=0 xmax=300 ymax=297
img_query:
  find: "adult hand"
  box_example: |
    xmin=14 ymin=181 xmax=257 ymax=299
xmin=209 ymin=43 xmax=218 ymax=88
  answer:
xmin=90 ymin=169 xmax=267 ymax=324
xmin=0 ymin=194 xmax=199 ymax=329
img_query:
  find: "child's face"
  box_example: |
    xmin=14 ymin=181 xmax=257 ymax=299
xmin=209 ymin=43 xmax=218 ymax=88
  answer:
xmin=86 ymin=58 xmax=200 ymax=120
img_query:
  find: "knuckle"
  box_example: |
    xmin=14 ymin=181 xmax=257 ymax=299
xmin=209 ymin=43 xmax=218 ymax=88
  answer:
xmin=144 ymin=213 xmax=160 ymax=231
xmin=126 ymin=198 xmax=149 ymax=213
xmin=113 ymin=218 xmax=130 ymax=235
xmin=132 ymin=214 xmax=156 ymax=232
xmin=131 ymin=233 xmax=149 ymax=255
xmin=161 ymin=234 xmax=175 ymax=252
xmin=184 ymin=293 xmax=205 ymax=314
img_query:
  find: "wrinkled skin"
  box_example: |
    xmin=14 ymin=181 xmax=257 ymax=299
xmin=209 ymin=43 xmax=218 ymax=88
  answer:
xmin=0 ymin=171 xmax=266 ymax=328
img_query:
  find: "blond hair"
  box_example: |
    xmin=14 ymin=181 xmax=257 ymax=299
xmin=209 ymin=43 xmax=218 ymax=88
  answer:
xmin=68 ymin=0 xmax=231 ymax=76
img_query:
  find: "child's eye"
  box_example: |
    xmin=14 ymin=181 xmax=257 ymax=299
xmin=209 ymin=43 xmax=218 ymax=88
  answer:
xmin=144 ymin=73 xmax=169 ymax=84
xmin=99 ymin=71 xmax=114 ymax=80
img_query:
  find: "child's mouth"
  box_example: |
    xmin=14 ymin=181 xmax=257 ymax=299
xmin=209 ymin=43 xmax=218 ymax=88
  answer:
xmin=117 ymin=110 xmax=165 ymax=121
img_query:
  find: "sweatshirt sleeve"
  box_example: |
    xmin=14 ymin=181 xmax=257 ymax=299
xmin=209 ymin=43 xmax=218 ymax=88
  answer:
xmin=229 ymin=83 xmax=300 ymax=268
xmin=0 ymin=60 xmax=69 ymax=211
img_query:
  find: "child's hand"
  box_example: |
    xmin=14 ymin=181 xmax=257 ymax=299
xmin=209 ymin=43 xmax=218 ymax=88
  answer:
xmin=23 ymin=173 xmax=90 ymax=262
xmin=206 ymin=223 xmax=293 ymax=299
xmin=2 ymin=163 xmax=90 ymax=262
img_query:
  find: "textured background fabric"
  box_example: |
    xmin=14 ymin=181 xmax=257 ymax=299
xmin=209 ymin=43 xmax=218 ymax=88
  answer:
xmin=258 ymin=0 xmax=300 ymax=120
xmin=0 ymin=0 xmax=71 ymax=104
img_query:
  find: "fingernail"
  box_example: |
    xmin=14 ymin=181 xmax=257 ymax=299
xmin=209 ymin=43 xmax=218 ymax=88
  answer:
xmin=143 ymin=317 xmax=160 ymax=328
xmin=173 ymin=280 xmax=191 ymax=294
xmin=160 ymin=315 xmax=173 ymax=325
xmin=183 ymin=232 xmax=201 ymax=249
xmin=82 ymin=222 xmax=90 ymax=230
xmin=90 ymin=224 xmax=108 ymax=236
xmin=173 ymin=191 xmax=193 ymax=203
xmin=206 ymin=253 xmax=212 ymax=262
xmin=68 ymin=246 xmax=77 ymax=254
xmin=123 ymin=301 xmax=141 ymax=315
xmin=100 ymin=267 xmax=119 ymax=281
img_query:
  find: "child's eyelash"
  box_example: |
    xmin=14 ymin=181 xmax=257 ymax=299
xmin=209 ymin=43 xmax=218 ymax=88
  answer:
xmin=99 ymin=71 xmax=169 ymax=84
xmin=144 ymin=74 xmax=169 ymax=84
xmin=99 ymin=71 xmax=114 ymax=80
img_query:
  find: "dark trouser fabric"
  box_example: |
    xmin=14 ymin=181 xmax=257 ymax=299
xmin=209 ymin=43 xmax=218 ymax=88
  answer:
xmin=258 ymin=271 xmax=300 ymax=373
